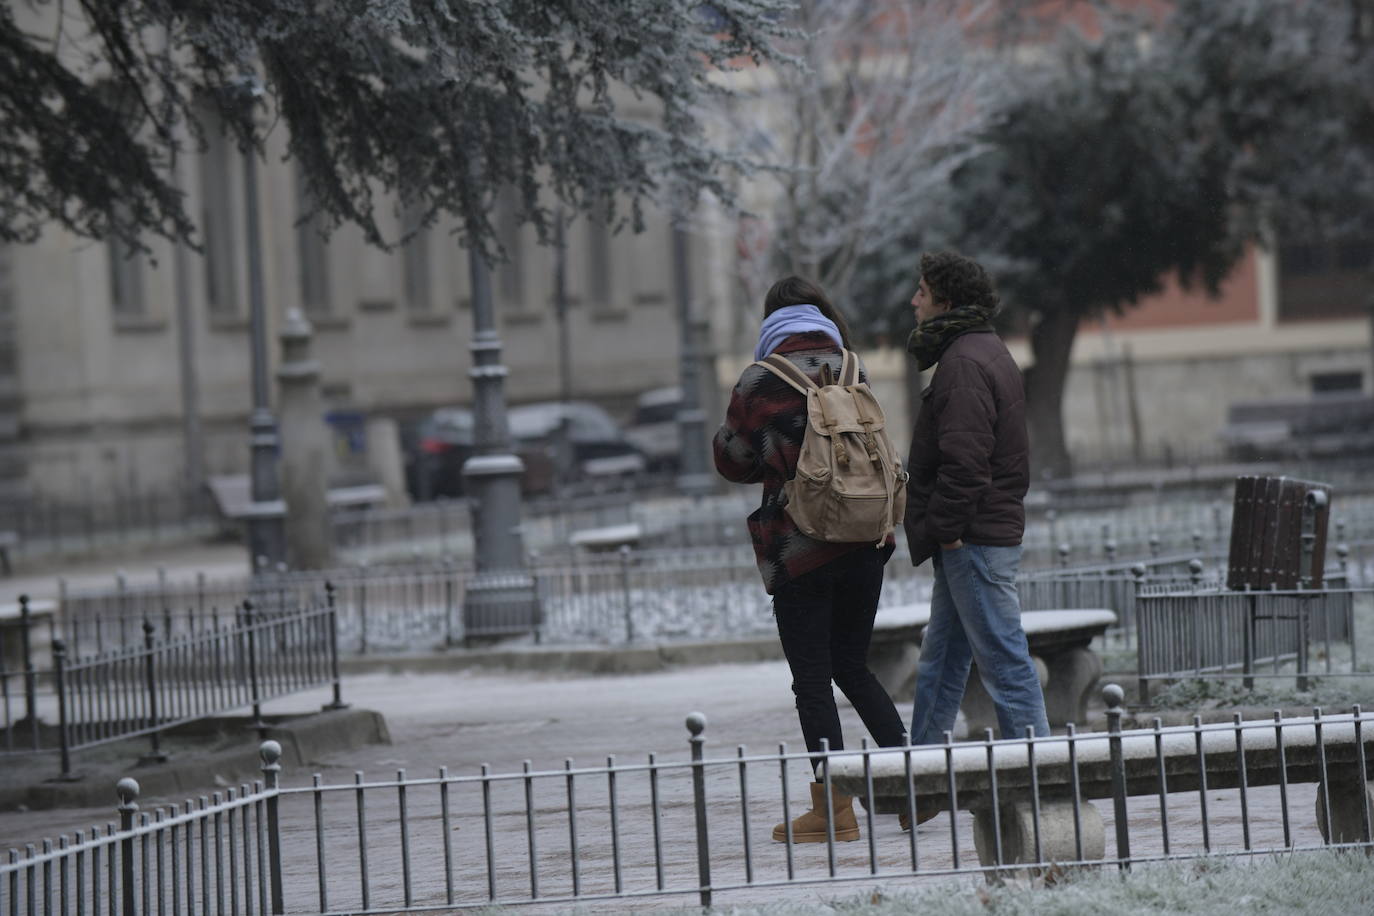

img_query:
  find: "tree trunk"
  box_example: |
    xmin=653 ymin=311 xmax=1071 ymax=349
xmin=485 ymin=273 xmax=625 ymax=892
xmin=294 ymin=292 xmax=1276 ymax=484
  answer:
xmin=1024 ymin=307 xmax=1079 ymax=480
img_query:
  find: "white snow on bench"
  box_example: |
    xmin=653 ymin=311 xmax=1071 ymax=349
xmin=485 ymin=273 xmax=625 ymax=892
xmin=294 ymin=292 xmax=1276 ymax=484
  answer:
xmin=569 ymin=523 xmax=644 ymax=549
xmin=873 ymin=604 xmax=1115 ymax=634
xmin=830 ymin=712 xmax=1374 ymax=781
xmin=1022 ymin=609 xmax=1116 ymax=633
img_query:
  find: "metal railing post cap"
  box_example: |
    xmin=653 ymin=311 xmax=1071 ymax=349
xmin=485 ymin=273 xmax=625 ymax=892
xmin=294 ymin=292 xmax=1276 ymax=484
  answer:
xmin=260 ymin=740 xmax=283 ymax=770
xmin=685 ymin=712 xmax=707 ymax=736
xmin=1130 ymin=562 xmax=1147 ymax=580
xmin=1102 ymin=683 xmax=1125 ymax=714
xmin=116 ymin=777 xmax=140 ymax=807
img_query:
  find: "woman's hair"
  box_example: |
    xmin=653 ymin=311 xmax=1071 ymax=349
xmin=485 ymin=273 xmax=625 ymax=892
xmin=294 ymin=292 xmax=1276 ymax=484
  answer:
xmin=919 ymin=251 xmax=1000 ymax=313
xmin=763 ymin=275 xmax=852 ymax=348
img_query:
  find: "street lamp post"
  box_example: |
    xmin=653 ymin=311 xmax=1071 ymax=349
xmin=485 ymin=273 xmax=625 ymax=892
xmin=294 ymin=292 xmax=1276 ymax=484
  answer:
xmin=671 ymin=220 xmax=713 ymax=494
xmin=460 ymin=246 xmax=538 ymax=643
xmin=235 ymin=76 xmax=286 ymax=572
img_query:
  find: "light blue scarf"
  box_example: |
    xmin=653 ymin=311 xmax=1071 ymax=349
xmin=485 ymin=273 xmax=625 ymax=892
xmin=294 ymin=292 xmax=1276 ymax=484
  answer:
xmin=753 ymin=304 xmax=843 ymax=361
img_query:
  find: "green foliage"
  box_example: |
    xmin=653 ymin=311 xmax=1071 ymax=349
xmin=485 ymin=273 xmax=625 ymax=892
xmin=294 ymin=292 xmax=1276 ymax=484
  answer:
xmin=0 ymin=0 xmax=796 ymax=254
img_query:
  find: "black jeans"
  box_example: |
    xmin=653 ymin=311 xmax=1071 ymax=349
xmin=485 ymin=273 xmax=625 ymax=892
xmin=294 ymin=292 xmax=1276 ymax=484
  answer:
xmin=773 ymin=547 xmax=907 ymax=774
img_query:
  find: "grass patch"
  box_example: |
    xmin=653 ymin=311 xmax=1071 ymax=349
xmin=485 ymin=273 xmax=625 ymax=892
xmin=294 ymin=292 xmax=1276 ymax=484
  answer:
xmin=644 ymin=849 xmax=1372 ymax=915
xmin=1146 ymin=675 xmax=1374 ymax=711
xmin=1125 ymin=592 xmax=1374 ymax=711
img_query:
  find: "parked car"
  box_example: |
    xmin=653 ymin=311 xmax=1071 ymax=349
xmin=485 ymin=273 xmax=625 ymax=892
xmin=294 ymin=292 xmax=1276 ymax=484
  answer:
xmin=508 ymin=401 xmax=648 ymax=493
xmin=409 ymin=407 xmax=476 ymax=499
xmin=409 ymin=401 xmax=647 ymax=499
xmin=623 ymin=386 xmax=682 ymax=472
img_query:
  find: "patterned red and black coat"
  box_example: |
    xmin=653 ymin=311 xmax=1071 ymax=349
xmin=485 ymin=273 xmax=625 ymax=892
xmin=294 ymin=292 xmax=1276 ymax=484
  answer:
xmin=712 ymin=331 xmax=893 ymax=594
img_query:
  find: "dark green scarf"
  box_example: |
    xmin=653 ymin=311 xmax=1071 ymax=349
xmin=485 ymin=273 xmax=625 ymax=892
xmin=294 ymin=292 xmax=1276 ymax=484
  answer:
xmin=906 ymin=304 xmax=996 ymax=371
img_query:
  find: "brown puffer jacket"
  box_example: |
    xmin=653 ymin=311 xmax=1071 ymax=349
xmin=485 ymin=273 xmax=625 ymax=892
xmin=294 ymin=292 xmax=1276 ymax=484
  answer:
xmin=903 ymin=328 xmax=1029 ymax=567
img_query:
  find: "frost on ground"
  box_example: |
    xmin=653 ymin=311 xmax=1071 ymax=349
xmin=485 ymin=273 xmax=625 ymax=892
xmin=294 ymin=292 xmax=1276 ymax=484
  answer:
xmin=639 ymin=850 xmax=1371 ymax=916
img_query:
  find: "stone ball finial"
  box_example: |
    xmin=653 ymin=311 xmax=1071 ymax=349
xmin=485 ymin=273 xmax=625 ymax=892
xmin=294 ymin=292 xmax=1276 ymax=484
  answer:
xmin=685 ymin=712 xmax=707 ymax=736
xmin=116 ymin=777 xmax=140 ymax=804
xmin=1102 ymin=683 xmax=1125 ymax=709
xmin=260 ymin=739 xmax=283 ymax=765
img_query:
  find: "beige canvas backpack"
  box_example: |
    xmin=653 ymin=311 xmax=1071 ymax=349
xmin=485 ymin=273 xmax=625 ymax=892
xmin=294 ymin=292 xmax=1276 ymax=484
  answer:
xmin=756 ymin=349 xmax=908 ymax=545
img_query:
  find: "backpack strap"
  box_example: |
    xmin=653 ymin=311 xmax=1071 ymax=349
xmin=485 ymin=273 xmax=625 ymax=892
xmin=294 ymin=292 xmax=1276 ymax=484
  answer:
xmin=755 ymin=354 xmax=818 ymax=395
xmin=839 ymin=349 xmax=858 ymax=386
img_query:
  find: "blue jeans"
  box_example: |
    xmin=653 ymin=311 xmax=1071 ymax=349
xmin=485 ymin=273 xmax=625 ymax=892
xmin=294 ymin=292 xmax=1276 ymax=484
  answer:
xmin=909 ymin=544 xmax=1050 ymax=744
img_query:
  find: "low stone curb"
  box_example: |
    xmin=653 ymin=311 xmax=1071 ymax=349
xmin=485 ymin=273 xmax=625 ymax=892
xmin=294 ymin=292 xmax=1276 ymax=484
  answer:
xmin=1 ymin=708 xmax=390 ymax=812
xmin=336 ymin=635 xmax=787 ymax=677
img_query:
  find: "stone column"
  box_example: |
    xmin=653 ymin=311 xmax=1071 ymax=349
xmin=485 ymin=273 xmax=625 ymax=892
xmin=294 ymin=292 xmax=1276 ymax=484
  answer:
xmin=276 ymin=309 xmax=334 ymax=570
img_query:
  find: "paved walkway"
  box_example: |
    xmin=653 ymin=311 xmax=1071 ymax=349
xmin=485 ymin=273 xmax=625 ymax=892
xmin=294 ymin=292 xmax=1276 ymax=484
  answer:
xmin=0 ymin=661 xmax=1328 ymax=914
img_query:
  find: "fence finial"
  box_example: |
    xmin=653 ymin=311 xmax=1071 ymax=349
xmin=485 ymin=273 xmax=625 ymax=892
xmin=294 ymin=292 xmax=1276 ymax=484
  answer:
xmin=116 ymin=777 xmax=140 ymax=806
xmin=685 ymin=712 xmax=707 ymax=736
xmin=1102 ymin=683 xmax=1125 ymax=714
xmin=260 ymin=739 xmax=283 ymax=768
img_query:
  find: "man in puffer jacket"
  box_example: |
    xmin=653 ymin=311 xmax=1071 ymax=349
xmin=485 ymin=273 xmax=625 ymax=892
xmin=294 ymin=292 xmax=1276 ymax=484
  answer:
xmin=904 ymin=251 xmax=1050 ymax=751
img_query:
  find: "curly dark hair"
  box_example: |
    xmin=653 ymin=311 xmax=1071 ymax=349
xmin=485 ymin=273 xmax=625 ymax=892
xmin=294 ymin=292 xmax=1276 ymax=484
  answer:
xmin=919 ymin=251 xmax=1000 ymax=313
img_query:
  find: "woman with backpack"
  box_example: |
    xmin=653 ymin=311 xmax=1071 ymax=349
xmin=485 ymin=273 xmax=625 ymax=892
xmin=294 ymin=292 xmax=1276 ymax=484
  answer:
xmin=713 ymin=276 xmax=908 ymax=844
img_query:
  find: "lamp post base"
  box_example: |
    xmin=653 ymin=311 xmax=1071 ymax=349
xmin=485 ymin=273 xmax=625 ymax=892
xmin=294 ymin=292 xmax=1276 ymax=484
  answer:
xmin=461 ymin=571 xmax=541 ymax=646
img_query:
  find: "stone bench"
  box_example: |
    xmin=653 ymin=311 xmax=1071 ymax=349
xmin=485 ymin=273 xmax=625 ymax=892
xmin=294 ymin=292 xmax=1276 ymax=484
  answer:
xmin=831 ymin=685 xmax=1374 ymax=869
xmin=569 ymin=522 xmax=645 ymax=552
xmin=869 ymin=604 xmax=1116 ymax=735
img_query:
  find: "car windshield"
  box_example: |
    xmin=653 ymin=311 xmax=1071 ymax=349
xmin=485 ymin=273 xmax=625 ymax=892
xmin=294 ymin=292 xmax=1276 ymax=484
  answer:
xmin=509 ymin=402 xmax=621 ymax=443
xmin=421 ymin=409 xmax=474 ymax=445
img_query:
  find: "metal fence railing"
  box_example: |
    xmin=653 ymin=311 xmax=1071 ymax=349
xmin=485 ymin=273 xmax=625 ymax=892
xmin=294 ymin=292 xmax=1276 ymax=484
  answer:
xmin=0 ymin=596 xmax=344 ymax=778
xmin=30 ymin=527 xmax=1374 ymax=670
xmin=0 ymin=486 xmax=217 ymax=564
xmin=4 ymin=692 xmax=1373 ymax=915
xmin=1134 ymin=585 xmax=1369 ymax=703
xmin=48 ymin=546 xmax=934 ymax=654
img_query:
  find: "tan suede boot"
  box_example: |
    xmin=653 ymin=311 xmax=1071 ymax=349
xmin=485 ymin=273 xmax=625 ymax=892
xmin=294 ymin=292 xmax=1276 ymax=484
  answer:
xmin=772 ymin=781 xmax=861 ymax=843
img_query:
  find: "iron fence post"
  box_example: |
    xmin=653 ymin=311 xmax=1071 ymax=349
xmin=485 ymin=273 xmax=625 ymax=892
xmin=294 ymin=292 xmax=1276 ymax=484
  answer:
xmin=443 ymin=560 xmax=458 ymax=647
xmin=53 ymin=639 xmax=73 ymax=779
xmin=244 ymin=601 xmax=265 ymax=735
xmin=140 ymin=619 xmax=167 ymax=764
xmin=686 ymin=712 xmax=711 ymax=907
xmin=117 ymin=777 xmax=139 ymax=916
xmin=1104 ymin=684 xmax=1131 ymax=869
xmin=358 ymin=577 xmax=369 ymax=655
xmin=323 ymin=583 xmax=347 ymax=710
xmin=260 ymin=740 xmax=285 ymax=914
xmin=1243 ymin=593 xmax=1256 ymax=691
xmin=19 ymin=594 xmax=37 ymax=748
xmin=619 ymin=545 xmax=634 ymax=644
xmin=1132 ymin=568 xmax=1150 ymax=705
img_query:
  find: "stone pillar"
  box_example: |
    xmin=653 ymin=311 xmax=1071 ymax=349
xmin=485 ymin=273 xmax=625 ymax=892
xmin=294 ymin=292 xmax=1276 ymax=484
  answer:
xmin=973 ymin=799 xmax=1105 ymax=868
xmin=276 ymin=309 xmax=334 ymax=570
xmin=1316 ymin=767 xmax=1374 ymax=845
xmin=365 ymin=417 xmax=410 ymax=509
